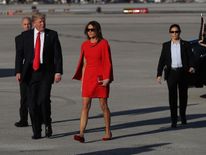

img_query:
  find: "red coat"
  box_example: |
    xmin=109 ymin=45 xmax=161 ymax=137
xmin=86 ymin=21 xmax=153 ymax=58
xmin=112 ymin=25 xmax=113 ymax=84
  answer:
xmin=73 ymin=39 xmax=113 ymax=98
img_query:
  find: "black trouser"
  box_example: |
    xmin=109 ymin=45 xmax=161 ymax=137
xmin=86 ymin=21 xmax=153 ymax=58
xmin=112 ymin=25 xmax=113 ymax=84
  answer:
xmin=27 ymin=66 xmax=52 ymax=136
xmin=167 ymin=68 xmax=188 ymax=124
xmin=19 ymin=82 xmax=28 ymax=123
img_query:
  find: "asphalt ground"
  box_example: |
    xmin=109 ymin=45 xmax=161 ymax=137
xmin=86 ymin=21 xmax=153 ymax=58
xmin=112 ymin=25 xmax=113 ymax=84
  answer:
xmin=0 ymin=5 xmax=206 ymax=155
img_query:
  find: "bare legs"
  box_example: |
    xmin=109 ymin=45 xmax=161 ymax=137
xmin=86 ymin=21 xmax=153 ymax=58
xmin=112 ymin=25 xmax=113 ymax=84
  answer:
xmin=99 ymin=98 xmax=112 ymax=139
xmin=79 ymin=97 xmax=91 ymax=137
xmin=76 ymin=97 xmax=111 ymax=140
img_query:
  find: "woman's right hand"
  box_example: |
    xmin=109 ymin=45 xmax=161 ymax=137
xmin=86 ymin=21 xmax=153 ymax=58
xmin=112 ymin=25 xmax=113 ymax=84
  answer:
xmin=156 ymin=76 xmax=162 ymax=84
xmin=198 ymin=40 xmax=206 ymax=47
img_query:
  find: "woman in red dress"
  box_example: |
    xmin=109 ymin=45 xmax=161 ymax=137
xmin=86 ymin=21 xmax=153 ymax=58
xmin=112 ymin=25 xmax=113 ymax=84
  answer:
xmin=73 ymin=21 xmax=113 ymax=143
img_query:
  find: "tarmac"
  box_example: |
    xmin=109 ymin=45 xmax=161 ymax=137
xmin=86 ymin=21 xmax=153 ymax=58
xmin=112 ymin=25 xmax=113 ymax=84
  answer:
xmin=0 ymin=3 xmax=206 ymax=155
xmin=1 ymin=3 xmax=206 ymax=14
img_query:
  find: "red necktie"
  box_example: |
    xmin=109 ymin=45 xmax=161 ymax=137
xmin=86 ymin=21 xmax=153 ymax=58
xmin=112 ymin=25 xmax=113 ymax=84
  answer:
xmin=33 ymin=32 xmax=41 ymax=71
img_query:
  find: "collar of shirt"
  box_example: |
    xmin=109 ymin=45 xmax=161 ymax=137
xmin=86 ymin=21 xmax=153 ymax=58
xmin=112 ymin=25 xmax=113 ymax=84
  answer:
xmin=34 ymin=28 xmax=41 ymax=34
xmin=34 ymin=28 xmax=45 ymax=38
xmin=171 ymin=40 xmax=180 ymax=45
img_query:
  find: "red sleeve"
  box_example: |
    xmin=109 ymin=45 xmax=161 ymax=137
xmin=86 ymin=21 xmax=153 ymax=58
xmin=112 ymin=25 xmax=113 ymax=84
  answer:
xmin=72 ymin=44 xmax=84 ymax=80
xmin=102 ymin=40 xmax=114 ymax=82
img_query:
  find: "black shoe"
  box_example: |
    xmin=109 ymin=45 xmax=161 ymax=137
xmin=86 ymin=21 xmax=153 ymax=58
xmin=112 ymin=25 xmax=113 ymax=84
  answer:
xmin=32 ymin=134 xmax=41 ymax=140
xmin=45 ymin=125 xmax=52 ymax=137
xmin=14 ymin=121 xmax=28 ymax=127
xmin=181 ymin=119 xmax=187 ymax=125
xmin=171 ymin=123 xmax=177 ymax=128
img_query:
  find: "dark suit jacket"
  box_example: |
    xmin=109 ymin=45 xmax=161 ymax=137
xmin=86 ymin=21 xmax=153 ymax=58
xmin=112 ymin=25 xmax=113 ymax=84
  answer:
xmin=157 ymin=39 xmax=194 ymax=79
xmin=15 ymin=28 xmax=63 ymax=83
xmin=15 ymin=33 xmax=24 ymax=75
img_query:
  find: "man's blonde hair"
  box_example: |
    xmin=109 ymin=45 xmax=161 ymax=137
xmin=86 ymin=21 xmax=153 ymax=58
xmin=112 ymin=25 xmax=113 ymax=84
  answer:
xmin=32 ymin=12 xmax=46 ymax=22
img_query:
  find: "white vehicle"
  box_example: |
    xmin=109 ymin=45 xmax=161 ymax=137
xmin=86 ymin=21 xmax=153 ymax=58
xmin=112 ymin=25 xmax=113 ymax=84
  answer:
xmin=194 ymin=0 xmax=206 ymax=2
xmin=0 ymin=0 xmax=6 ymax=4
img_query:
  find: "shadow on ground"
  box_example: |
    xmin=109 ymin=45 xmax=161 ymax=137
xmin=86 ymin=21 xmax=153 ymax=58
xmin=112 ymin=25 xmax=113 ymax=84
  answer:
xmin=200 ymin=94 xmax=206 ymax=98
xmin=52 ymin=106 xmax=170 ymax=124
xmin=51 ymin=104 xmax=206 ymax=140
xmin=0 ymin=68 xmax=14 ymax=78
xmin=76 ymin=143 xmax=171 ymax=155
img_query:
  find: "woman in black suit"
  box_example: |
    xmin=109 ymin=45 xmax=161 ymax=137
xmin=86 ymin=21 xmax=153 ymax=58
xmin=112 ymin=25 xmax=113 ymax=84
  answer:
xmin=157 ymin=24 xmax=195 ymax=128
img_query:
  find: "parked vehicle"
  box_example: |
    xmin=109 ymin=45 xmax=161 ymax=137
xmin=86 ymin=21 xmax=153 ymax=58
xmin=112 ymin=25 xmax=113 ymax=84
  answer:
xmin=0 ymin=0 xmax=7 ymax=4
xmin=189 ymin=39 xmax=206 ymax=87
xmin=188 ymin=15 xmax=206 ymax=88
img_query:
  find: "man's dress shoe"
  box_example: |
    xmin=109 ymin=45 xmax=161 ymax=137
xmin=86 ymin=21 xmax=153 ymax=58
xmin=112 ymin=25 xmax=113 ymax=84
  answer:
xmin=181 ymin=119 xmax=187 ymax=125
xmin=32 ymin=134 xmax=41 ymax=140
xmin=171 ymin=123 xmax=177 ymax=128
xmin=45 ymin=125 xmax=52 ymax=137
xmin=14 ymin=121 xmax=28 ymax=127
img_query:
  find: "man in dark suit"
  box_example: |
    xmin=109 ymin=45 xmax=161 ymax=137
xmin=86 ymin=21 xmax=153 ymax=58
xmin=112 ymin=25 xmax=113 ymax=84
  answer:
xmin=15 ymin=12 xmax=63 ymax=139
xmin=15 ymin=16 xmax=32 ymax=127
xmin=157 ymin=24 xmax=195 ymax=128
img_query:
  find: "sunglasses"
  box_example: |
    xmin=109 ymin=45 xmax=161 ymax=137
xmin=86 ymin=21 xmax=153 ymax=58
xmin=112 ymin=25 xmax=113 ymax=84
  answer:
xmin=170 ymin=31 xmax=180 ymax=34
xmin=87 ymin=28 xmax=95 ymax=32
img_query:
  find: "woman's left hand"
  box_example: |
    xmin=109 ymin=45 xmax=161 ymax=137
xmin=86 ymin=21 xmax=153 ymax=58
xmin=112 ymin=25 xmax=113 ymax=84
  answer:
xmin=101 ymin=79 xmax=110 ymax=86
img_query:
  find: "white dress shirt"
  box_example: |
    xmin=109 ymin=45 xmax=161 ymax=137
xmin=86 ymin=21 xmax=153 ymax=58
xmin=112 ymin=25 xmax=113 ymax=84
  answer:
xmin=171 ymin=40 xmax=182 ymax=68
xmin=34 ymin=28 xmax=45 ymax=64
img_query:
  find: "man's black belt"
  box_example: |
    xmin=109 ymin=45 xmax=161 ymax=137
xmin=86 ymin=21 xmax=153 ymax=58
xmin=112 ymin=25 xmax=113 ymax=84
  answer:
xmin=171 ymin=67 xmax=183 ymax=71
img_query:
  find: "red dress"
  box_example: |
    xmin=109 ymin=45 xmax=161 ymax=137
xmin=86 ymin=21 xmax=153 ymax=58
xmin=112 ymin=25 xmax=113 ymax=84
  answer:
xmin=73 ymin=39 xmax=113 ymax=98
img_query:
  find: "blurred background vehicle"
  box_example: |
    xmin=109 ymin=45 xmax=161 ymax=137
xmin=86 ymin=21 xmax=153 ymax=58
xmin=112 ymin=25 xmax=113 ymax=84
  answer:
xmin=0 ymin=0 xmax=7 ymax=4
xmin=188 ymin=15 xmax=206 ymax=88
xmin=189 ymin=39 xmax=206 ymax=88
xmin=6 ymin=0 xmax=206 ymax=4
